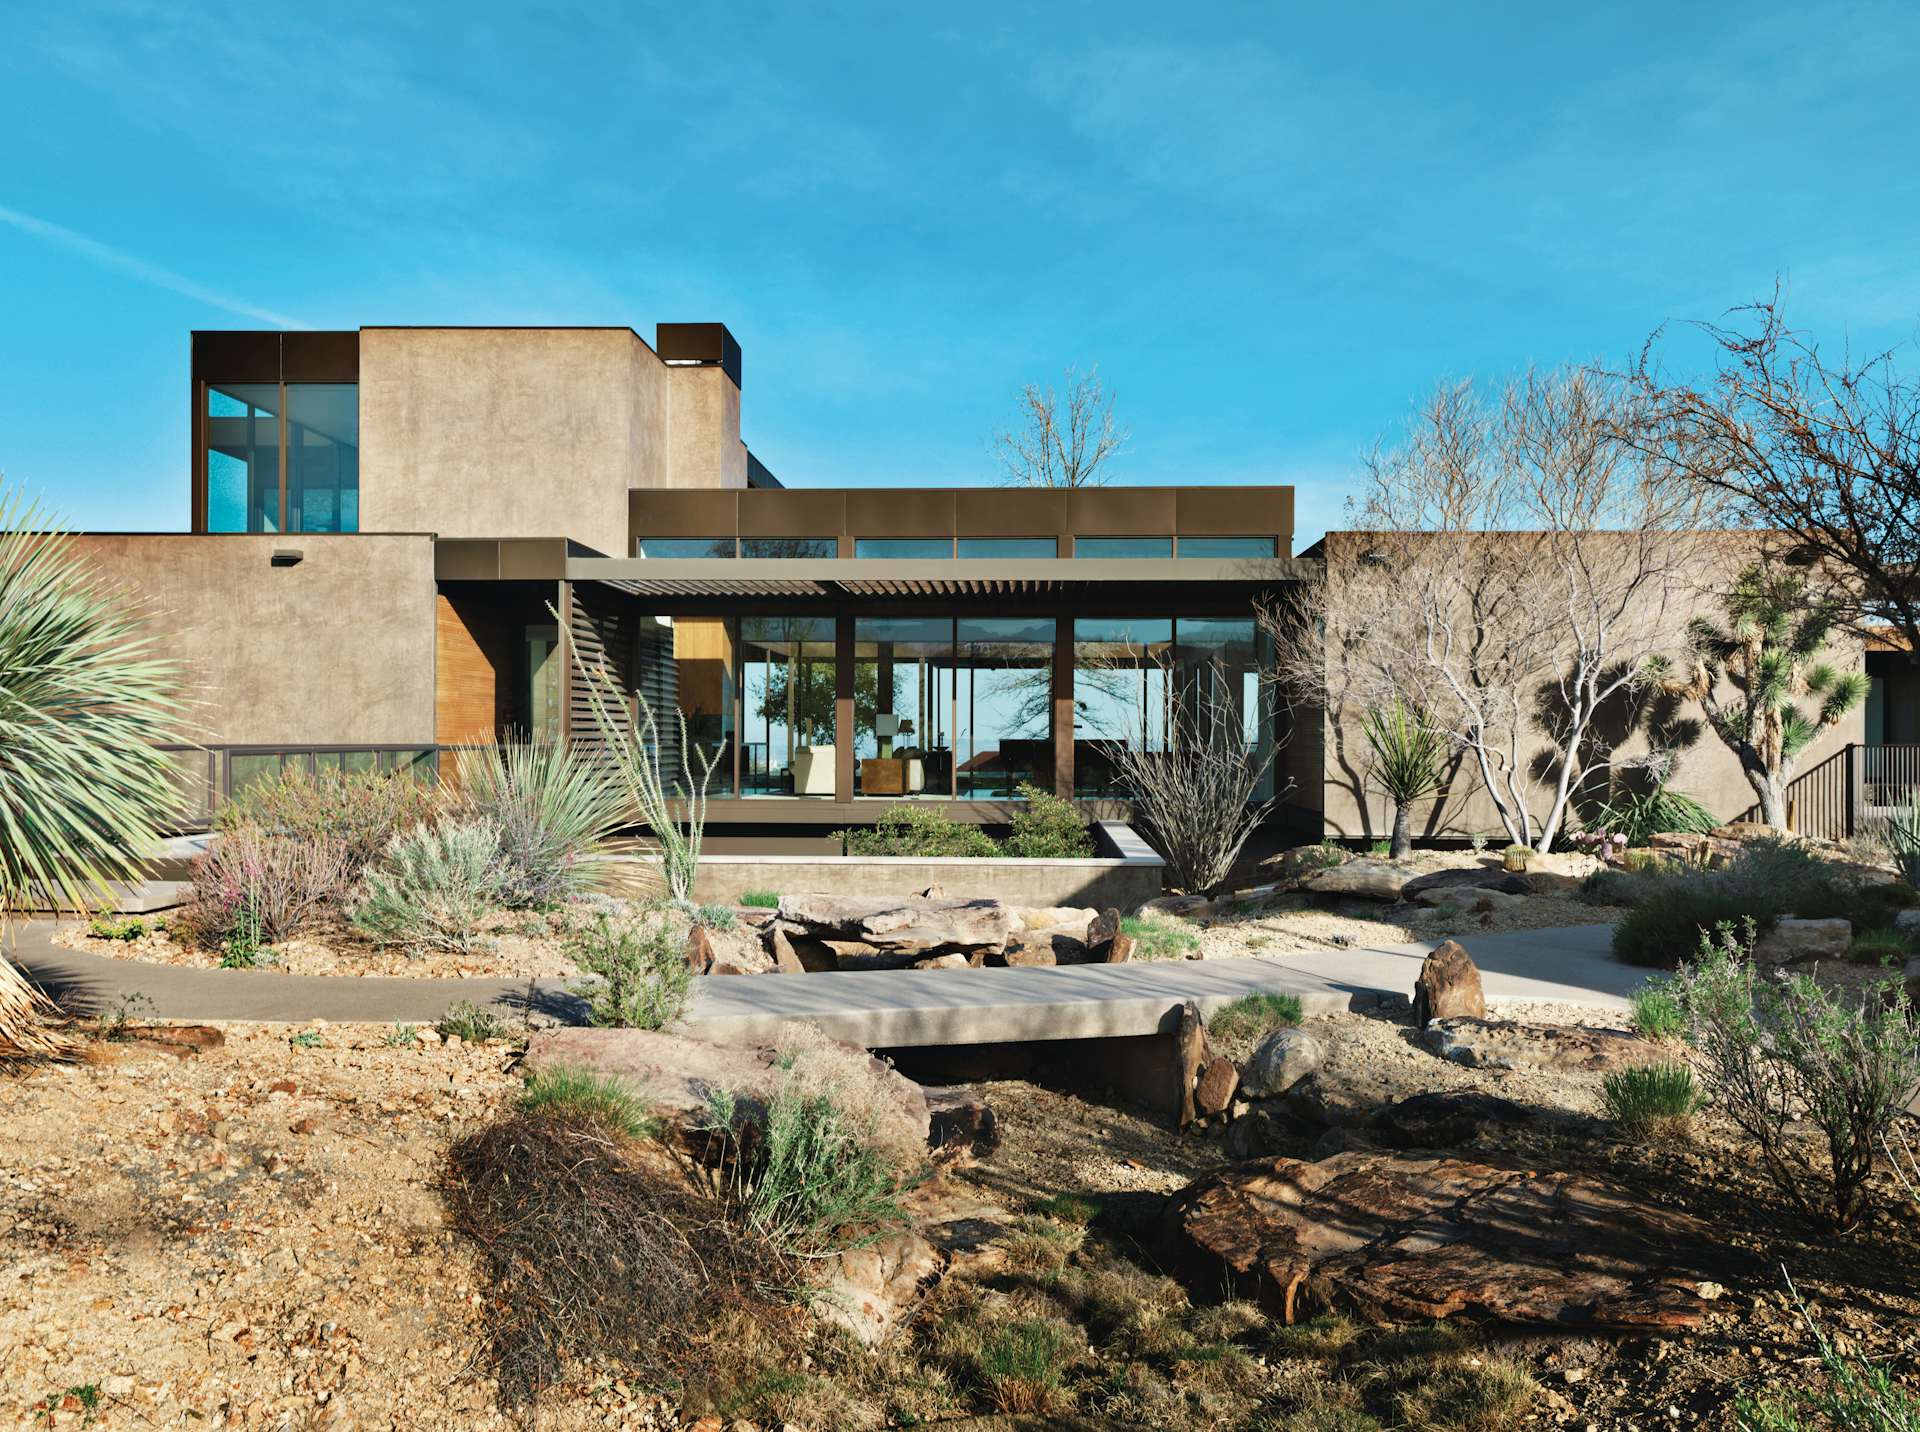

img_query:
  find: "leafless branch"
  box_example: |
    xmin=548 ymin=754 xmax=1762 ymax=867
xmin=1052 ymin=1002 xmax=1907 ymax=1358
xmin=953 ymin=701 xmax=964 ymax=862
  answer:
xmin=994 ymin=366 xmax=1128 ymax=489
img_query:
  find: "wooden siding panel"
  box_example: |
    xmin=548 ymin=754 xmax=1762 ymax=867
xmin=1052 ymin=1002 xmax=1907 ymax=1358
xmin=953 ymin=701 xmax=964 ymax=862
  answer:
xmin=435 ymin=592 xmax=516 ymax=744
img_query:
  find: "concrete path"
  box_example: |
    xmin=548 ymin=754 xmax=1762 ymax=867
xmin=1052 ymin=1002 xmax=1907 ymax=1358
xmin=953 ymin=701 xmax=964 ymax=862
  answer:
xmin=9 ymin=919 xmax=1643 ymax=1039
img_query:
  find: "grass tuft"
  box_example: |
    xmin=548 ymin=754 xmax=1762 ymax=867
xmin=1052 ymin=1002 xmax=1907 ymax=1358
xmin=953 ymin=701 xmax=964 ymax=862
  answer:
xmin=1122 ymin=912 xmax=1201 ymax=960
xmin=1208 ymin=992 xmax=1304 ymax=1045
xmin=1602 ymin=1062 xmax=1702 ymax=1139
xmin=436 ymin=998 xmax=511 ymax=1044
xmin=1631 ymin=982 xmax=1685 ymax=1039
xmin=519 ymin=1064 xmax=658 ymax=1141
xmin=739 ymin=889 xmax=781 ymax=908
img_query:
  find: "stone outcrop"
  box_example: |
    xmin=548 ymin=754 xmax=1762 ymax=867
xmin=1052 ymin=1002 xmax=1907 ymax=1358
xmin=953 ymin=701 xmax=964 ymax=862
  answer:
xmin=1194 ymin=1054 xmax=1240 ymax=1116
xmin=774 ymin=894 xmax=1016 ymax=956
xmin=1297 ymin=860 xmax=1413 ymax=901
xmin=1160 ymin=1152 xmax=1730 ymax=1329
xmin=1240 ymin=1028 xmax=1325 ymax=1098
xmin=684 ymin=924 xmax=715 ymax=975
xmin=1423 ymin=1017 xmax=1661 ymax=1073
xmin=523 ymin=1027 xmax=931 ymax=1150
xmin=1411 ymin=940 xmax=1485 ymax=1026
xmin=924 ymin=1087 xmax=1000 ymax=1158
xmin=1754 ymin=917 xmax=1851 ymax=966
xmin=1373 ymin=1090 xmax=1538 ymax=1149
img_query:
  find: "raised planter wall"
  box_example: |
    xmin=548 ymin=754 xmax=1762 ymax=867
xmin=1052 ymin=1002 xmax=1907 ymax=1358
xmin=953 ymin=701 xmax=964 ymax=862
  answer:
xmin=605 ymin=822 xmax=1165 ymax=909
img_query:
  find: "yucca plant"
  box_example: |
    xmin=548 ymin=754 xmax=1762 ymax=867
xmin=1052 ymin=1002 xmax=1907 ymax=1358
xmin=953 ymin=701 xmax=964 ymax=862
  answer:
xmin=451 ymin=740 xmax=630 ymax=907
xmin=1360 ymin=698 xmax=1447 ymax=859
xmin=1883 ymin=792 xmax=1920 ymax=890
xmin=0 ymin=487 xmax=187 ymax=1057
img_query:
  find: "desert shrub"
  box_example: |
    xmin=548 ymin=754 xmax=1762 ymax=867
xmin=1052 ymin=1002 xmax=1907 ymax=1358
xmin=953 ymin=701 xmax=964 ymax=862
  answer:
xmin=740 ymin=889 xmax=780 ymax=908
xmin=353 ymin=819 xmax=502 ymax=953
xmin=567 ymin=911 xmax=693 ymax=1030
xmin=450 ymin=741 xmax=628 ymax=908
xmin=839 ymin=805 xmax=998 ymax=857
xmin=1882 ymin=793 xmax=1920 ymax=891
xmin=1737 ymin=1273 xmax=1920 ymax=1432
xmin=770 ymin=1022 xmax=928 ymax=1177
xmin=1207 ymin=992 xmax=1303 ymax=1045
xmin=437 ymin=999 xmax=510 ymax=1044
xmin=1580 ymin=785 xmax=1718 ymax=848
xmin=444 ymin=1104 xmax=795 ymax=1411
xmin=519 ymin=1064 xmax=656 ymax=1140
xmin=221 ymin=764 xmax=434 ymax=881
xmin=1003 ymin=783 xmax=1095 ymax=859
xmin=1630 ymin=983 xmax=1685 ymax=1039
xmin=87 ymin=913 xmax=145 ymax=942
xmin=1602 ymin=1062 xmax=1701 ymax=1136
xmin=694 ymin=902 xmax=737 ymax=931
xmin=177 ymin=820 xmax=351 ymax=948
xmin=1612 ymin=882 xmax=1773 ymax=968
xmin=1122 ymin=912 xmax=1201 ymax=960
xmin=1670 ymin=920 xmax=1920 ymax=1229
xmin=1848 ymin=927 xmax=1916 ymax=967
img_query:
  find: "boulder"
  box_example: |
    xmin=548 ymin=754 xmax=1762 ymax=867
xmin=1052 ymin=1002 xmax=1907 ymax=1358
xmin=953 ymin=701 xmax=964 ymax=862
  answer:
xmin=1240 ymin=1028 xmax=1325 ymax=1099
xmin=1423 ymin=1017 xmax=1661 ymax=1073
xmin=817 ymin=1229 xmax=944 ymax=1346
xmin=1754 ymin=917 xmax=1851 ymax=966
xmin=685 ymin=924 xmax=715 ymax=974
xmin=997 ymin=939 xmax=1057 ymax=968
xmin=1223 ymin=1104 xmax=1301 ymax=1160
xmin=775 ymin=894 xmax=1015 ymax=955
xmin=1907 ymin=955 xmax=1920 ymax=1010
xmin=1897 ymin=909 xmax=1920 ymax=935
xmin=523 ymin=1027 xmax=932 ymax=1151
xmin=1411 ymin=884 xmax=1524 ymax=912
xmin=1103 ymin=931 xmax=1136 ymax=963
xmin=1411 ymin=940 xmax=1485 ymax=1026
xmin=910 ymin=953 xmax=970 ymax=971
xmin=924 ymin=1087 xmax=1000 ymax=1158
xmin=1373 ymin=1090 xmax=1539 ymax=1149
xmin=1087 ymin=907 xmax=1122 ymax=954
xmin=1020 ymin=906 xmax=1097 ymax=933
xmin=1177 ymin=1001 xmax=1206 ymax=1127
xmin=707 ymin=960 xmax=752 ymax=976
xmin=1298 ymin=860 xmax=1413 ymax=901
xmin=770 ymin=928 xmax=807 ymax=975
xmin=1160 ymin=1152 xmax=1731 ymax=1329
xmin=1194 ymin=1055 xmax=1240 ymax=1117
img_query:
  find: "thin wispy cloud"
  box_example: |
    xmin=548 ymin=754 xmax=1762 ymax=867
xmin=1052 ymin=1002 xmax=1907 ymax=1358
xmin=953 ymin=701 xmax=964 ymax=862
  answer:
xmin=0 ymin=204 xmax=303 ymax=328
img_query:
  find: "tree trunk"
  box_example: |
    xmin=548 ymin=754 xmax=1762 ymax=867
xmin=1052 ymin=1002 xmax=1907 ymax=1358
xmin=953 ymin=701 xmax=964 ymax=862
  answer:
xmin=1389 ymin=802 xmax=1413 ymax=859
xmin=1756 ymin=778 xmax=1788 ymax=830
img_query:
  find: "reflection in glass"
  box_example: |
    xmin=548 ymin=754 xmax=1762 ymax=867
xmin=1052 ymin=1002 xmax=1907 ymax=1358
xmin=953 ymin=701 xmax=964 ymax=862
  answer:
xmin=956 ymin=618 xmax=1053 ymax=799
xmin=286 ymin=384 xmax=359 ymax=533
xmin=637 ymin=537 xmax=737 ymax=558
xmin=1074 ymin=536 xmax=1173 ymax=559
xmin=1174 ymin=617 xmax=1275 ymax=799
xmin=205 ymin=383 xmax=281 ymax=532
xmin=741 ymin=537 xmax=837 ymax=557
xmin=1073 ymin=618 xmax=1174 ymax=796
xmin=738 ymin=616 xmax=837 ymax=796
xmin=957 ymin=538 xmax=1058 ymax=558
xmin=1177 ymin=536 xmax=1276 ymax=559
xmin=854 ymin=537 xmax=954 ymax=558
xmin=855 ymin=618 xmax=954 ymax=797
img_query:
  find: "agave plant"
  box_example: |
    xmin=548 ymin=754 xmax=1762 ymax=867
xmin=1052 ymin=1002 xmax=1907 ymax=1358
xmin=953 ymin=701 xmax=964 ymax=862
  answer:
xmin=450 ymin=739 xmax=630 ymax=906
xmin=1359 ymin=698 xmax=1447 ymax=859
xmin=0 ymin=487 xmax=187 ymax=1056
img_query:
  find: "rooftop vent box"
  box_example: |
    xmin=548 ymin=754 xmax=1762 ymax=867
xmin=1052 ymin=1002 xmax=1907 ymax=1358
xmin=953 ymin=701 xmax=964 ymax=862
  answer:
xmin=655 ymin=322 xmax=741 ymax=388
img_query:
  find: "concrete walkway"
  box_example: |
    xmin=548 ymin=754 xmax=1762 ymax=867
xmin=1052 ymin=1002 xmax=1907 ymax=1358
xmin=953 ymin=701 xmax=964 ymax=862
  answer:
xmin=8 ymin=919 xmax=1644 ymax=1038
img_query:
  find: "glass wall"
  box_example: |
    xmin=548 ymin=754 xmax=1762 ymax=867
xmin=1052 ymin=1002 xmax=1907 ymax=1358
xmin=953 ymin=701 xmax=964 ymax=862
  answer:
xmin=738 ymin=616 xmax=837 ymax=796
xmin=855 ymin=537 xmax=953 ymax=558
xmin=955 ymin=618 xmax=1053 ymax=798
xmin=1075 ymin=536 xmax=1173 ymax=559
xmin=958 ymin=537 xmax=1057 ymax=558
xmin=1072 ymin=619 xmax=1173 ymax=796
xmin=285 ymin=384 xmax=359 ymax=534
xmin=205 ymin=383 xmax=281 ymax=532
xmin=637 ymin=537 xmax=736 ymax=558
xmin=1174 ymin=617 xmax=1276 ymax=799
xmin=742 ymin=537 xmax=836 ymax=557
xmin=854 ymin=618 xmax=954 ymax=797
xmin=1178 ymin=536 xmax=1276 ymax=559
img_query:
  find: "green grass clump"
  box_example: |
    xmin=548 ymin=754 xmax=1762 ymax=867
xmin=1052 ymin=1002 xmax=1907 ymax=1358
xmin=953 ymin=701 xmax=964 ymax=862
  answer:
xmin=1122 ymin=912 xmax=1201 ymax=960
xmin=1034 ymin=1192 xmax=1104 ymax=1225
xmin=1848 ymin=927 xmax=1916 ymax=966
xmin=87 ymin=913 xmax=145 ymax=942
xmin=1631 ymin=982 xmax=1685 ymax=1039
xmin=1602 ymin=1062 xmax=1701 ymax=1136
xmin=694 ymin=903 xmax=737 ymax=931
xmin=739 ymin=890 xmax=781 ymax=908
xmin=973 ymin=1317 xmax=1080 ymax=1415
xmin=437 ymin=998 xmax=511 ymax=1043
xmin=520 ymin=1064 xmax=657 ymax=1140
xmin=1207 ymin=992 xmax=1303 ymax=1045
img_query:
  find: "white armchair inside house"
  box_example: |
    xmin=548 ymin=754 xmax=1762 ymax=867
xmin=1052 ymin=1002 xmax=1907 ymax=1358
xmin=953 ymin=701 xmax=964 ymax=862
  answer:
xmin=792 ymin=744 xmax=836 ymax=796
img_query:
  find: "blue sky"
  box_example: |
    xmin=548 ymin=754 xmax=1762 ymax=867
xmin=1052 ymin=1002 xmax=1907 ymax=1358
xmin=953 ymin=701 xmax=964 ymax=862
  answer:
xmin=2 ymin=2 xmax=1916 ymax=547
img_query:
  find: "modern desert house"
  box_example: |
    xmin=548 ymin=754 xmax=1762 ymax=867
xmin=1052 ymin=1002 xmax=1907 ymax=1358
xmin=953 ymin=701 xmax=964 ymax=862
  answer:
xmin=81 ymin=324 xmax=1312 ymax=852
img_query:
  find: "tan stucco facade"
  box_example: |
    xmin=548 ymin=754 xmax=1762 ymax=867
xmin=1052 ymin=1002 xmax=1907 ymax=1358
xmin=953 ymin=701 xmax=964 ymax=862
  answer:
xmin=68 ymin=533 xmax=437 ymax=748
xmin=358 ymin=328 xmax=746 ymax=558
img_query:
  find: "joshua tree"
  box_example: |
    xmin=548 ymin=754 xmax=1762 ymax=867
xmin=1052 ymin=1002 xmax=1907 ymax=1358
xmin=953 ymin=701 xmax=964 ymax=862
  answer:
xmin=1360 ymin=699 xmax=1447 ymax=859
xmin=994 ymin=365 xmax=1127 ymax=489
xmin=1667 ymin=564 xmax=1866 ymax=829
xmin=0 ymin=486 xmax=186 ymax=1057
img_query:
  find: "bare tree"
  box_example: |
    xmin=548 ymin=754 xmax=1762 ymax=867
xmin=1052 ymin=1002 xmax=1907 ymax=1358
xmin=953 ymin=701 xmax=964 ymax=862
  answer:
xmin=994 ymin=366 xmax=1127 ymax=489
xmin=1631 ymin=293 xmax=1920 ymax=661
xmin=1274 ymin=369 xmax=1716 ymax=851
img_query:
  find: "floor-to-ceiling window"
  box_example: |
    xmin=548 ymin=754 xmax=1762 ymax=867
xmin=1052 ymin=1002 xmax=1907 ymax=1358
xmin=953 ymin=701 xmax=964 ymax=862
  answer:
xmin=955 ymin=618 xmax=1053 ymax=799
xmin=285 ymin=384 xmax=359 ymax=533
xmin=854 ymin=618 xmax=955 ymax=797
xmin=738 ymin=616 xmax=837 ymax=796
xmin=1174 ymin=616 xmax=1276 ymax=800
xmin=1072 ymin=618 xmax=1173 ymax=797
xmin=205 ymin=384 xmax=282 ymax=533
xmin=205 ymin=381 xmax=358 ymax=533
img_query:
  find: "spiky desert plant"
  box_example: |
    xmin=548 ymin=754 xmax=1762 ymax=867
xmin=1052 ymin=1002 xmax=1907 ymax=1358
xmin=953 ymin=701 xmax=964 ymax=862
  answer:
xmin=0 ymin=487 xmax=187 ymax=1056
xmin=451 ymin=740 xmax=629 ymax=907
xmin=1359 ymin=698 xmax=1447 ymax=858
xmin=1667 ymin=564 xmax=1866 ymax=829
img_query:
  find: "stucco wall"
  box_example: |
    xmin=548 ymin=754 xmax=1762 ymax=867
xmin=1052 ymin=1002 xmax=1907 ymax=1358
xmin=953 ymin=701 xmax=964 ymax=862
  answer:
xmin=358 ymin=328 xmax=744 ymax=557
xmin=66 ymin=534 xmax=436 ymax=747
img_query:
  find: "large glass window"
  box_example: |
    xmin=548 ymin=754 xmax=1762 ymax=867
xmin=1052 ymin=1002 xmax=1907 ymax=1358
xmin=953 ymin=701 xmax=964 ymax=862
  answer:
xmin=205 ymin=383 xmax=281 ymax=532
xmin=285 ymin=384 xmax=359 ymax=534
xmin=855 ymin=618 xmax=954 ymax=797
xmin=637 ymin=537 xmax=736 ymax=558
xmin=958 ymin=537 xmax=1057 ymax=558
xmin=1175 ymin=617 xmax=1276 ymax=800
xmin=855 ymin=537 xmax=954 ymax=558
xmin=1075 ymin=536 xmax=1173 ymax=559
xmin=1178 ymin=536 xmax=1276 ymax=559
xmin=1072 ymin=619 xmax=1174 ymax=796
xmin=956 ymin=618 xmax=1053 ymax=799
xmin=738 ymin=616 xmax=837 ymax=797
xmin=741 ymin=537 xmax=836 ymax=558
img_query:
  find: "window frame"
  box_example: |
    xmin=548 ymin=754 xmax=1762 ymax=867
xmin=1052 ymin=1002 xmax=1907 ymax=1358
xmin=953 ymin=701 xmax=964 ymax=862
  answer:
xmin=200 ymin=378 xmax=359 ymax=534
